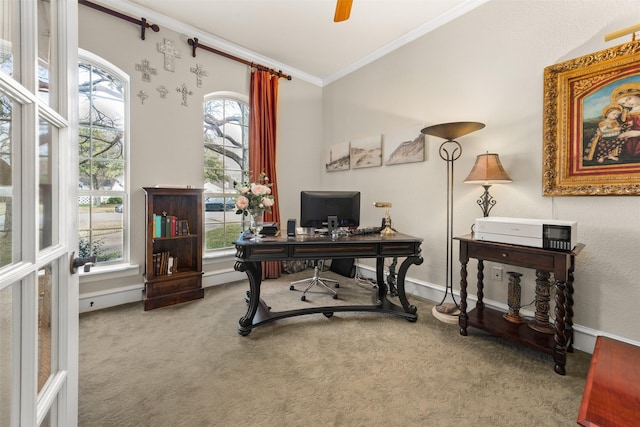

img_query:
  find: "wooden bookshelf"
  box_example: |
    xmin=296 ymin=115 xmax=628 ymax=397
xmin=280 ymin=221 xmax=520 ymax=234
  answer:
xmin=143 ymin=187 xmax=204 ymax=310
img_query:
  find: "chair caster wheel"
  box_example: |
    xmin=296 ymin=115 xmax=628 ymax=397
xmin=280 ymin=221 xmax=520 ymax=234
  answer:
xmin=324 ymin=312 xmax=333 ymax=318
xmin=289 ymin=285 xmax=295 ymax=290
xmin=301 ymin=295 xmax=306 ymax=301
xmin=335 ymin=283 xmax=340 ymax=288
xmin=332 ymin=294 xmax=338 ymax=299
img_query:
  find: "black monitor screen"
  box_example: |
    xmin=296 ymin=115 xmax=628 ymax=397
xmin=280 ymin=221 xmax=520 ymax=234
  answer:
xmin=300 ymin=191 xmax=361 ymax=228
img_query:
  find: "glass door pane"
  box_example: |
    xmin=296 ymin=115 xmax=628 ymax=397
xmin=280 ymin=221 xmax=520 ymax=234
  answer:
xmin=0 ymin=93 xmax=15 ymax=267
xmin=38 ymin=264 xmax=53 ymax=393
xmin=0 ymin=284 xmax=14 ymax=426
xmin=38 ymin=118 xmax=56 ymax=250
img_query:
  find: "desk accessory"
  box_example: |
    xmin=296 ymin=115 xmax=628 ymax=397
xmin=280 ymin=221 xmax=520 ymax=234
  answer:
xmin=287 ymin=219 xmax=296 ymax=237
xmin=421 ymin=121 xmax=485 ymax=324
xmin=374 ymin=202 xmax=395 ymax=236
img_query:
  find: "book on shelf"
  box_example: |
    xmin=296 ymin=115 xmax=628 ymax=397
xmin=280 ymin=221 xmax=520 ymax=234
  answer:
xmin=153 ymin=213 xmax=188 ymax=237
xmin=152 ymin=251 xmax=178 ymax=275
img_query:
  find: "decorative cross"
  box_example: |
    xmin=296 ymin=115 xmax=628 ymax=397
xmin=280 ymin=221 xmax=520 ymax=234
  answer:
xmin=134 ymin=59 xmax=157 ymax=82
xmin=190 ymin=64 xmax=208 ymax=88
xmin=176 ymin=83 xmax=193 ymax=107
xmin=156 ymin=85 xmax=168 ymax=98
xmin=157 ymin=39 xmax=181 ymax=72
xmin=137 ymin=90 xmax=148 ymax=104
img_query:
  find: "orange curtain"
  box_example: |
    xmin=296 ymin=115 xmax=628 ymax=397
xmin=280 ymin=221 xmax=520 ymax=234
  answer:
xmin=249 ymin=69 xmax=281 ymax=279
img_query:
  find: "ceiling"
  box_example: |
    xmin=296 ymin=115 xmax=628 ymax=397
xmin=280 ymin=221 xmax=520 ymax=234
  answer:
xmin=113 ymin=0 xmax=487 ymax=86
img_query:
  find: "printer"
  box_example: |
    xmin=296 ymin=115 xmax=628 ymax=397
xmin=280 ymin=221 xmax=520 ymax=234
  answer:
xmin=474 ymin=217 xmax=577 ymax=251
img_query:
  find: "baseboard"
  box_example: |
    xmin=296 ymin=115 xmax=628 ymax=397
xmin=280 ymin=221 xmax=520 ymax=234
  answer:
xmin=353 ymin=263 xmax=640 ymax=355
xmin=80 ymin=284 xmax=143 ymax=313
xmin=79 ymin=269 xmax=246 ymax=313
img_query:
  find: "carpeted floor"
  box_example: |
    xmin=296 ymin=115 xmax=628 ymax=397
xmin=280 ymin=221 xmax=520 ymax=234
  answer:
xmin=79 ymin=270 xmax=591 ymax=426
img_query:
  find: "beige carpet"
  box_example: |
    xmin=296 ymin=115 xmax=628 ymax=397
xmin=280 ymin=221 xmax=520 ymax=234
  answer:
xmin=79 ymin=270 xmax=591 ymax=426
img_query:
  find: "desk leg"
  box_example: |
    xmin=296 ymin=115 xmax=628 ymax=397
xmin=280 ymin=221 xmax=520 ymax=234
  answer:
xmin=235 ymin=260 xmax=262 ymax=336
xmin=459 ymin=260 xmax=468 ymax=336
xmin=376 ymin=257 xmax=387 ymax=303
xmin=395 ymin=255 xmax=422 ymax=319
xmin=553 ymin=280 xmax=567 ymax=375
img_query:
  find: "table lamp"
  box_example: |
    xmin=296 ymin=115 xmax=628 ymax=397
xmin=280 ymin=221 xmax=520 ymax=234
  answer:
xmin=421 ymin=121 xmax=485 ymax=324
xmin=464 ymin=152 xmax=512 ymax=217
xmin=374 ymin=202 xmax=395 ymax=236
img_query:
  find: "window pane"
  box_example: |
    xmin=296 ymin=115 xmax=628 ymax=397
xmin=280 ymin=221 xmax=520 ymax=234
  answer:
xmin=0 ymin=93 xmax=15 ymax=267
xmin=37 ymin=0 xmax=55 ymax=105
xmin=0 ymin=284 xmax=13 ymax=426
xmin=0 ymin=0 xmax=16 ymax=76
xmin=38 ymin=264 xmax=53 ymax=393
xmin=78 ymin=196 xmax=123 ymax=262
xmin=78 ymin=59 xmax=127 ymax=265
xmin=204 ymin=96 xmax=249 ymax=251
xmin=38 ymin=119 xmax=53 ymax=250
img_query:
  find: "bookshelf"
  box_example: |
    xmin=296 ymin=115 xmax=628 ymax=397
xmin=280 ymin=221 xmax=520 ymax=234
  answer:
xmin=143 ymin=187 xmax=204 ymax=310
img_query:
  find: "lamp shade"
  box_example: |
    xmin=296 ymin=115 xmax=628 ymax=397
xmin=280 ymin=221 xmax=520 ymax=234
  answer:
xmin=421 ymin=121 xmax=485 ymax=141
xmin=464 ymin=153 xmax=512 ymax=184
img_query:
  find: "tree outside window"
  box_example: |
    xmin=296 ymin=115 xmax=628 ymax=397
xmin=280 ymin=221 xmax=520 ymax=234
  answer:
xmin=204 ymin=96 xmax=249 ymax=250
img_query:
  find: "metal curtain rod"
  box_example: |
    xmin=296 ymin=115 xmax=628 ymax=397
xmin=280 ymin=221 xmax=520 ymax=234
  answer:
xmin=605 ymin=23 xmax=640 ymax=42
xmin=187 ymin=38 xmax=292 ymax=81
xmin=78 ymin=0 xmax=160 ymax=40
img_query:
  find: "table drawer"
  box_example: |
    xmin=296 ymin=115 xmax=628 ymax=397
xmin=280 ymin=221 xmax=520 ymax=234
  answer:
xmin=468 ymin=243 xmax=556 ymax=270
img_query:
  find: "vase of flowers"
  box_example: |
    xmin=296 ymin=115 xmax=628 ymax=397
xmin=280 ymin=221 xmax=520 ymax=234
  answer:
xmin=234 ymin=172 xmax=275 ymax=239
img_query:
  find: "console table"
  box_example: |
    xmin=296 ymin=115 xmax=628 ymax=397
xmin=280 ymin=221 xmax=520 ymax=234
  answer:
xmin=233 ymin=232 xmax=423 ymax=335
xmin=455 ymin=235 xmax=584 ymax=375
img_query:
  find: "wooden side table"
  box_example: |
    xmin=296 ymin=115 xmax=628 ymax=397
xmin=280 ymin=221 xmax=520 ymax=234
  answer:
xmin=455 ymin=235 xmax=584 ymax=375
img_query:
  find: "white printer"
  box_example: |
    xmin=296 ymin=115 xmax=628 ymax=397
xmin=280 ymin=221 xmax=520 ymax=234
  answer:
xmin=474 ymin=217 xmax=577 ymax=251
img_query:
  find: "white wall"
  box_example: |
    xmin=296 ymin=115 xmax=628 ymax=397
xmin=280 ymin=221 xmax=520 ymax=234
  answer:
xmin=322 ymin=0 xmax=640 ymax=343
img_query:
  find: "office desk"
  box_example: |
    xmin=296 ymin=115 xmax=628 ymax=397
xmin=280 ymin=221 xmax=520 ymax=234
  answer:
xmin=455 ymin=235 xmax=584 ymax=375
xmin=233 ymin=232 xmax=423 ymax=336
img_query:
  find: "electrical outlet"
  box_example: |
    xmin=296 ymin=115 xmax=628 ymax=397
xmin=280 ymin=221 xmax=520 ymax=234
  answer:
xmin=492 ymin=266 xmax=503 ymax=281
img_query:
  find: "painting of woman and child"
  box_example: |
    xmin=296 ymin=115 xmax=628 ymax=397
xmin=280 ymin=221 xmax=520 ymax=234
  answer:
xmin=582 ymin=77 xmax=640 ymax=167
xmin=544 ymin=40 xmax=640 ymax=196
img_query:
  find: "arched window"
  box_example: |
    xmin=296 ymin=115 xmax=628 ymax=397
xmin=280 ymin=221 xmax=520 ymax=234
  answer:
xmin=77 ymin=51 xmax=129 ymax=264
xmin=203 ymin=93 xmax=249 ymax=251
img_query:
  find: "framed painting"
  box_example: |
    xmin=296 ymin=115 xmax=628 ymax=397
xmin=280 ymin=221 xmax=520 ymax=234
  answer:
xmin=325 ymin=142 xmax=350 ymax=172
xmin=350 ymin=135 xmax=382 ymax=169
xmin=543 ymin=39 xmax=640 ymax=195
xmin=383 ymin=124 xmax=426 ymax=165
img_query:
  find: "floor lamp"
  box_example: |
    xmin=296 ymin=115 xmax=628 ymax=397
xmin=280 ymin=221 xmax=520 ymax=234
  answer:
xmin=421 ymin=121 xmax=485 ymax=324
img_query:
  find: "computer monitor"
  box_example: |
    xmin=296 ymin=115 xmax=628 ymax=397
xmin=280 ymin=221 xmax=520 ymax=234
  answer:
xmin=300 ymin=191 xmax=360 ymax=228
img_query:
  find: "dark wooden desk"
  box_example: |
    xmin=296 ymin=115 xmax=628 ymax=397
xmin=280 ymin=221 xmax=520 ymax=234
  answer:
xmin=234 ymin=232 xmax=423 ymax=335
xmin=578 ymin=336 xmax=640 ymax=426
xmin=455 ymin=235 xmax=584 ymax=375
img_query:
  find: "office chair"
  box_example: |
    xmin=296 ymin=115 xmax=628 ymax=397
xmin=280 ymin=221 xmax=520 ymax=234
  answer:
xmin=289 ymin=259 xmax=339 ymax=301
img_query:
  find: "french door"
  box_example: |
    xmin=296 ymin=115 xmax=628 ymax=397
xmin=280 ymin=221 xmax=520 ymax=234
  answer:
xmin=0 ymin=0 xmax=79 ymax=426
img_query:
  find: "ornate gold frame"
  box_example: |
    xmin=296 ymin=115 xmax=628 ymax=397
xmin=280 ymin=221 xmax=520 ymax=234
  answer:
xmin=543 ymin=40 xmax=640 ymax=195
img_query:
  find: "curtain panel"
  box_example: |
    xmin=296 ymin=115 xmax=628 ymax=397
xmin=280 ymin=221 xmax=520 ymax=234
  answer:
xmin=249 ymin=70 xmax=281 ymax=279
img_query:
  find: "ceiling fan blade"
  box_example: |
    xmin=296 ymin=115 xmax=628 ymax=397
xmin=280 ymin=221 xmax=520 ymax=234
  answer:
xmin=334 ymin=0 xmax=353 ymax=22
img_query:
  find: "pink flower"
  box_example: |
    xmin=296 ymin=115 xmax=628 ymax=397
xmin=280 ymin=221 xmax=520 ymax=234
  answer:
xmin=262 ymin=197 xmax=274 ymax=207
xmin=239 ymin=186 xmax=250 ymax=194
xmin=251 ymin=183 xmax=269 ymax=196
xmin=235 ymin=196 xmax=249 ymax=210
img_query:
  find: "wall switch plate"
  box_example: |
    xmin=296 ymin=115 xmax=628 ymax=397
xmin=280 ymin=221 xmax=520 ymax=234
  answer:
xmin=492 ymin=266 xmax=503 ymax=281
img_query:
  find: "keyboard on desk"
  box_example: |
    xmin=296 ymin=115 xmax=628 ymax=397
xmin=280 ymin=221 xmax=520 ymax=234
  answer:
xmin=351 ymin=226 xmax=381 ymax=235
